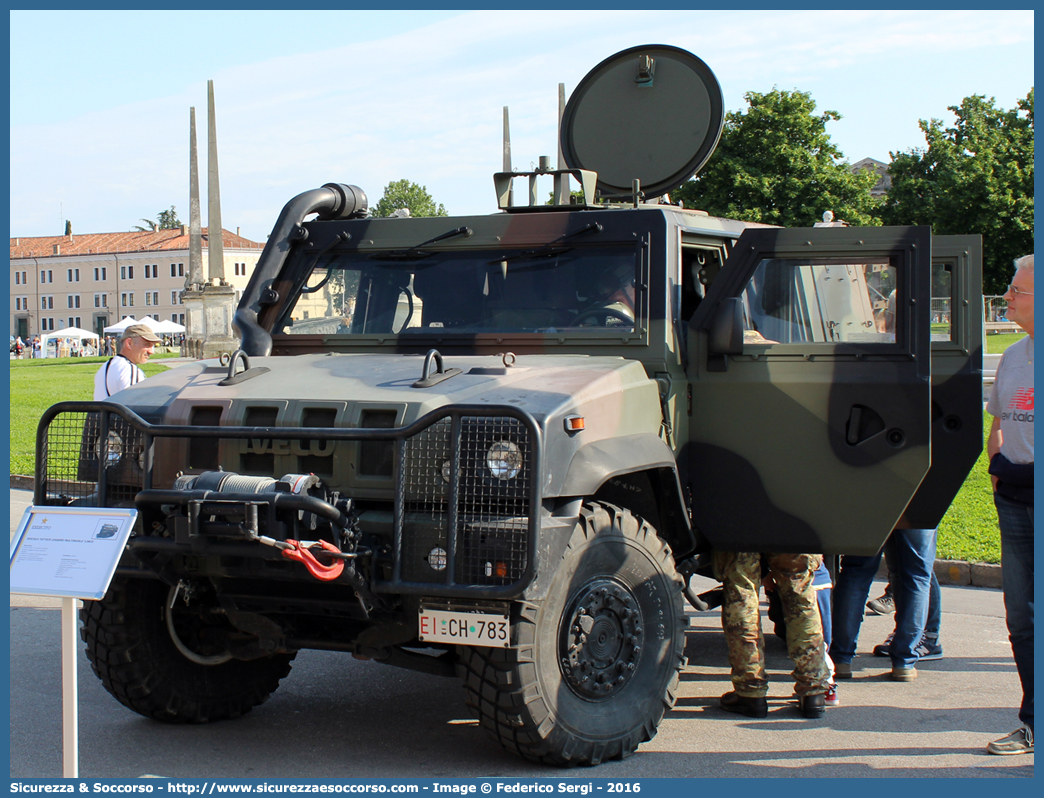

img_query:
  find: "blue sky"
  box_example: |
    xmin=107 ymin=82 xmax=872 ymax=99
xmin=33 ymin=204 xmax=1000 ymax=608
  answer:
xmin=9 ymin=9 xmax=1035 ymax=242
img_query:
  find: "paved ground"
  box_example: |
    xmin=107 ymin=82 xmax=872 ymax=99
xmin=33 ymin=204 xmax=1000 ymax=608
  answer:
xmin=9 ymin=488 xmax=1033 ymax=778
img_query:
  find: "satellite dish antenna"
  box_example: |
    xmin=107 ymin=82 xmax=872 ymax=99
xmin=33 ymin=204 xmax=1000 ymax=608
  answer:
xmin=560 ymin=44 xmax=724 ymax=198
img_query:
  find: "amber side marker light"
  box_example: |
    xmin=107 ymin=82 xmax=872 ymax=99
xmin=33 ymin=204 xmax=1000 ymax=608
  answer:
xmin=564 ymin=416 xmax=585 ymax=432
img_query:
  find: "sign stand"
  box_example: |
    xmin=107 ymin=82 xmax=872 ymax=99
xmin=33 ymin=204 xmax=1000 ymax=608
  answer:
xmin=10 ymin=505 xmax=137 ymax=779
xmin=61 ymin=597 xmax=79 ymax=778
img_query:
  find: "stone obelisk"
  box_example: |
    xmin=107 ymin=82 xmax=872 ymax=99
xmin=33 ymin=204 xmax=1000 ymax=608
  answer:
xmin=182 ymin=81 xmax=238 ymax=359
xmin=207 ymin=80 xmax=225 ymax=283
xmin=188 ymin=107 xmax=204 ymax=287
xmin=181 ymin=106 xmax=206 ymax=357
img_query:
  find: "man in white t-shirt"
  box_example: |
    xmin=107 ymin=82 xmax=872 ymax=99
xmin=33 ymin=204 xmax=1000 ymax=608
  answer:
xmin=985 ymin=254 xmax=1034 ymax=756
xmin=93 ymin=323 xmax=162 ymax=400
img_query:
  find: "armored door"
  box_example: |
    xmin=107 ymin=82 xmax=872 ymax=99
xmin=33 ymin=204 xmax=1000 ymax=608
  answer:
xmin=898 ymin=235 xmax=984 ymax=528
xmin=685 ymin=226 xmax=933 ymax=555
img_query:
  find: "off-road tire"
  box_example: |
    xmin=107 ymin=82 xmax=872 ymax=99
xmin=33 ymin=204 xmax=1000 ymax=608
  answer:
xmin=457 ymin=502 xmax=687 ymax=765
xmin=80 ymin=576 xmax=295 ymax=723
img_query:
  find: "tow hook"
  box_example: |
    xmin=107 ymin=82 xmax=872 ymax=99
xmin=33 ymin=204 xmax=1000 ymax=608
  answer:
xmin=282 ymin=539 xmax=346 ymax=581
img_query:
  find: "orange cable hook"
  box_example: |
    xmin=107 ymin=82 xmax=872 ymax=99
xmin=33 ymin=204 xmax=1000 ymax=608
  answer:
xmin=281 ymin=539 xmax=345 ymax=581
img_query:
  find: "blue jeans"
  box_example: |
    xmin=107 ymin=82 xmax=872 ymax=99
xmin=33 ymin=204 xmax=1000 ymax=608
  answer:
xmin=995 ymin=494 xmax=1034 ymax=731
xmin=830 ymin=529 xmax=936 ymax=669
xmin=884 ymin=534 xmax=942 ymax=639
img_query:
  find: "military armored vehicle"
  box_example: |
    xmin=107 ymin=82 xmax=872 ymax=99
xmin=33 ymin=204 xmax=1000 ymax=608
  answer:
xmin=35 ymin=45 xmax=983 ymax=765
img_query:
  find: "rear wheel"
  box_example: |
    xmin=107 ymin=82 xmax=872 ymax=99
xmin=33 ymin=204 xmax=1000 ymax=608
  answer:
xmin=457 ymin=502 xmax=686 ymax=765
xmin=80 ymin=576 xmax=295 ymax=723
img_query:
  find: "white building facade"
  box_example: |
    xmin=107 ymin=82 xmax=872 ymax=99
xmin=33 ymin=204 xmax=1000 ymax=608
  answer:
xmin=9 ymin=227 xmax=263 ymax=340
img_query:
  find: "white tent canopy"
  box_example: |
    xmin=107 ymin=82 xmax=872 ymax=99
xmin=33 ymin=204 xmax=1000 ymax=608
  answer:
xmin=151 ymin=319 xmax=186 ymax=334
xmin=41 ymin=327 xmax=100 ymax=356
xmin=103 ymin=315 xmax=162 ymax=334
xmin=42 ymin=326 xmax=99 ymax=344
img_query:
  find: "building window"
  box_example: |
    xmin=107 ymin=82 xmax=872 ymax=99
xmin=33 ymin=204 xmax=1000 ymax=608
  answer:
xmin=179 ymin=313 xmax=185 ymax=325
xmin=122 ymin=293 xmax=135 ymax=308
xmin=94 ymin=267 xmax=99 ymax=281
xmin=145 ymin=293 xmax=151 ymax=306
xmin=74 ymin=317 xmax=81 ymax=328
xmin=40 ymin=272 xmax=45 ymax=284
xmin=152 ymin=291 xmax=159 ymax=306
xmin=178 ymin=263 xmax=184 ymax=277
xmin=15 ymin=298 xmax=20 ymax=310
xmin=15 ymin=272 xmax=20 ymax=285
xmin=101 ymin=267 xmax=107 ymax=281
xmin=171 ymin=291 xmax=178 ymax=305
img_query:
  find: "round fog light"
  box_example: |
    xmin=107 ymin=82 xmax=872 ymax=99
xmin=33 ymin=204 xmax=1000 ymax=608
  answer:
xmin=427 ymin=547 xmax=447 ymax=571
xmin=486 ymin=440 xmax=522 ymax=480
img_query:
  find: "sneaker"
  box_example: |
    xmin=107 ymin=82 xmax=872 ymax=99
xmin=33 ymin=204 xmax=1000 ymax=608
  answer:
xmin=914 ymin=637 xmax=943 ymax=662
xmin=891 ymin=666 xmax=918 ymax=681
xmin=987 ymin=726 xmax=1034 ymax=756
xmin=719 ymin=691 xmax=768 ymax=718
xmin=834 ymin=661 xmax=853 ymax=680
xmin=873 ymin=632 xmax=894 ymax=657
xmin=876 ymin=634 xmax=943 ymax=661
xmin=866 ymin=593 xmax=895 ymax=615
xmin=824 ymin=683 xmax=840 ymax=707
xmin=797 ymin=693 xmax=826 ymax=719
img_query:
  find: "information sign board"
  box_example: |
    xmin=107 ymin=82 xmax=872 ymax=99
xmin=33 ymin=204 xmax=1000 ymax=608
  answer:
xmin=10 ymin=506 xmax=137 ymax=600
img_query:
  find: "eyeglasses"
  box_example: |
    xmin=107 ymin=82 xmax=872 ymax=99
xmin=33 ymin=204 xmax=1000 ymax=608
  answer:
xmin=1007 ymin=285 xmax=1033 ymax=296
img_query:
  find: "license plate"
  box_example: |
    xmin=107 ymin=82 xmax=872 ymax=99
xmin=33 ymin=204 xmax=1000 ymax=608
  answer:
xmin=418 ymin=608 xmax=511 ymax=648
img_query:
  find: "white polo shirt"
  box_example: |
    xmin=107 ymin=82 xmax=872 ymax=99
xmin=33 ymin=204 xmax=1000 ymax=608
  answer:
xmin=94 ymin=355 xmax=146 ymax=400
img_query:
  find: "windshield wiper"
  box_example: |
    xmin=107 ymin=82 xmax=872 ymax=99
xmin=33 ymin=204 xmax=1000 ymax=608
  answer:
xmin=369 ymin=226 xmax=473 ymax=261
xmin=488 ymin=222 xmax=602 ymax=266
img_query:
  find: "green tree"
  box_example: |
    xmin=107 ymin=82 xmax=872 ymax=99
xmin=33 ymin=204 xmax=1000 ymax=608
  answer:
xmin=878 ymin=91 xmax=1033 ymax=294
xmin=133 ymin=205 xmax=182 ymax=231
xmin=371 ymin=180 xmax=447 ymax=218
xmin=674 ymin=88 xmax=880 ymax=226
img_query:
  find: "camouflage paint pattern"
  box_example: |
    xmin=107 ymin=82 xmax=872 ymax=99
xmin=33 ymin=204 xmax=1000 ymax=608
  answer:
xmin=714 ymin=550 xmax=829 ymax=697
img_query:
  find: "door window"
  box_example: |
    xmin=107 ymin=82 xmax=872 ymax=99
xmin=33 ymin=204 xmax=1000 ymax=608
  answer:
xmin=739 ymin=257 xmax=899 ymax=346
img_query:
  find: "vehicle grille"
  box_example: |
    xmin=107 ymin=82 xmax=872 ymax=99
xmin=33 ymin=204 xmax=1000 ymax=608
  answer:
xmin=38 ymin=410 xmax=146 ymax=507
xmin=36 ymin=403 xmax=539 ymax=596
xmin=401 ymin=416 xmax=531 ymax=586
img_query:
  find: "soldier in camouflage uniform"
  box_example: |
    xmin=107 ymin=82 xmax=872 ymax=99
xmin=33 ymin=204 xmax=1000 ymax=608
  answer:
xmin=714 ymin=551 xmax=830 ymax=718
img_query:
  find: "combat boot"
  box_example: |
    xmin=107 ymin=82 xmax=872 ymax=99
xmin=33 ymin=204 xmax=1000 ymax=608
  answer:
xmin=796 ymin=693 xmax=826 ymax=718
xmin=719 ymin=691 xmax=768 ymax=718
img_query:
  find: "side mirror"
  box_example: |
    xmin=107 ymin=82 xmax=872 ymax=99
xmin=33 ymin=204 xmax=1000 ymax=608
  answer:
xmin=709 ymin=297 xmax=744 ymax=355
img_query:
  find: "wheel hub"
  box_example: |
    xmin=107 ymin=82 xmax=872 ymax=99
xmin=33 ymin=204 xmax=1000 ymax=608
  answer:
xmin=560 ymin=579 xmax=643 ymax=699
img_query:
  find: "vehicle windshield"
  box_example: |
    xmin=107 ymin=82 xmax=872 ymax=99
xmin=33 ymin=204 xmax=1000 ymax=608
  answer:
xmin=276 ymin=244 xmax=640 ymax=336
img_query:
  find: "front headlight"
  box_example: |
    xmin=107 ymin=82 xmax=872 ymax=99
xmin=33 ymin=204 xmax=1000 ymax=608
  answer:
xmin=486 ymin=440 xmax=522 ymax=480
xmin=99 ymin=430 xmax=123 ymax=466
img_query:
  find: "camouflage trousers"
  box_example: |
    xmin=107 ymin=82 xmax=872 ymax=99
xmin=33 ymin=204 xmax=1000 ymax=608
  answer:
xmin=714 ymin=551 xmax=829 ymax=698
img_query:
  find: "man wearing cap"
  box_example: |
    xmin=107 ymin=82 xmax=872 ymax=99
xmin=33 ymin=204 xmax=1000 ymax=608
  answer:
xmin=93 ymin=323 xmax=162 ymax=400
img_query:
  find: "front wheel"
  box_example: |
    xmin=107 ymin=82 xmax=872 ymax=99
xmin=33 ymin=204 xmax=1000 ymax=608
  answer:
xmin=457 ymin=502 xmax=686 ymax=765
xmin=80 ymin=576 xmax=295 ymax=723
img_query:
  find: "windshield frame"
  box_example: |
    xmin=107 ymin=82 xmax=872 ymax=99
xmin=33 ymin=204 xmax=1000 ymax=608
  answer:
xmin=272 ymin=238 xmax=651 ymax=346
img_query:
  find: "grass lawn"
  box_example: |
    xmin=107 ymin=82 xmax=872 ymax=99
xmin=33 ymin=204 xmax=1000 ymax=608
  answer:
xmin=8 ymin=356 xmax=173 ymax=476
xmin=9 ymin=344 xmax=1014 ymax=563
xmin=986 ymin=331 xmax=1026 ymax=354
